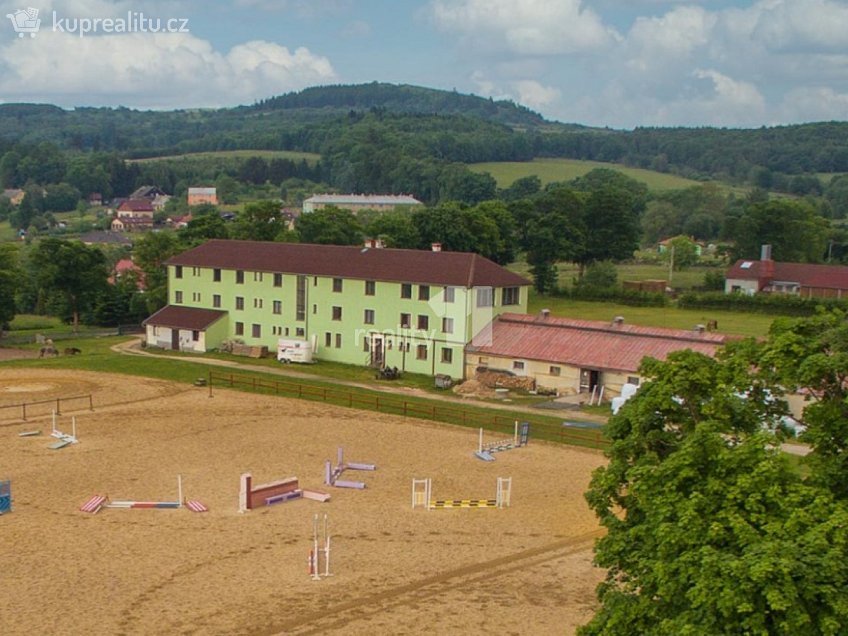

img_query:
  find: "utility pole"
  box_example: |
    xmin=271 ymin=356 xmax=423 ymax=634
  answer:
xmin=668 ymin=244 xmax=675 ymax=284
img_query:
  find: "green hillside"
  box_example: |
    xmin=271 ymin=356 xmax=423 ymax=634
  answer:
xmin=471 ymin=158 xmax=705 ymax=191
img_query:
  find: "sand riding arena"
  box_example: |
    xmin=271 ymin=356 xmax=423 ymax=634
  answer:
xmin=0 ymin=368 xmax=606 ymax=635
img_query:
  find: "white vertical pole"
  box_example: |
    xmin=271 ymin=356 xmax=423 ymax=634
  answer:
xmin=478 ymin=428 xmax=483 ymax=453
xmin=71 ymin=416 xmax=77 ymax=442
xmin=177 ymin=474 xmax=183 ymax=507
xmin=323 ymin=514 xmax=331 ymax=577
xmin=513 ymin=420 xmax=518 ymax=446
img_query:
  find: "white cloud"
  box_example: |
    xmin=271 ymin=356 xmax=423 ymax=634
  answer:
xmin=748 ymin=0 xmax=848 ymax=52
xmin=780 ymin=86 xmax=848 ymax=122
xmin=430 ymin=0 xmax=618 ymax=55
xmin=625 ymin=6 xmax=716 ymax=72
xmin=512 ymin=79 xmax=560 ymax=109
xmin=234 ymin=0 xmax=351 ymax=17
xmin=0 ymin=31 xmax=336 ymax=108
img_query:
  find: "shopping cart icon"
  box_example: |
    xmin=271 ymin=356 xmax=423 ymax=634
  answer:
xmin=6 ymin=7 xmax=41 ymax=38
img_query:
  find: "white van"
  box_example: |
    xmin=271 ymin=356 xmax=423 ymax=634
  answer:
xmin=277 ymin=339 xmax=314 ymax=364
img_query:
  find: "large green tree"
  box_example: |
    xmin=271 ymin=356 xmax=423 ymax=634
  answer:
xmin=729 ymin=199 xmax=829 ymax=262
xmin=0 ymin=243 xmax=19 ymax=328
xmin=30 ymin=239 xmax=109 ymax=330
xmin=582 ymin=340 xmax=848 ymax=635
xmin=296 ymin=206 xmax=363 ymax=245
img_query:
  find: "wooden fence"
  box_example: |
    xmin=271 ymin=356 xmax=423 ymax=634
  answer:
xmin=207 ymin=371 xmax=608 ymax=450
xmin=0 ymin=394 xmax=94 ymax=422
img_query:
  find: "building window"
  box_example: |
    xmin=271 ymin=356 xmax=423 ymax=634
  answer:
xmin=273 ymin=300 xmax=282 ymax=315
xmin=174 ymin=290 xmax=183 ymax=304
xmin=363 ymin=336 xmax=370 ymax=352
xmin=192 ymin=267 xmax=200 ymax=277
xmin=175 ymin=265 xmax=183 ymax=279
xmin=333 ymin=278 xmax=343 ymax=292
xmin=335 ymin=333 xmax=342 ymax=348
xmin=441 ymin=348 xmax=453 ymax=363
xmin=364 ymin=309 xmax=375 ymax=325
xmin=213 ymin=268 xmax=221 ymax=282
xmin=550 ymin=366 xmax=561 ymax=376
xmin=502 ymin=287 xmax=520 ymax=306
xmin=192 ymin=292 xmax=201 ymax=302
xmin=400 ymin=313 xmax=411 ymax=328
xmin=418 ymin=285 xmax=430 ymax=301
xmin=274 ymin=273 xmax=283 ymax=287
xmin=295 ymin=327 xmax=305 ymax=337
xmin=417 ymin=315 xmax=429 ymax=330
xmin=442 ymin=317 xmax=454 ymax=334
xmin=365 ymin=280 xmax=375 ymax=296
xmin=212 ymin=294 xmax=221 ymax=308
xmin=313 ymin=304 xmax=317 ymax=314
xmin=477 ymin=287 xmax=493 ymax=307
xmin=235 ymin=322 xmax=244 ymax=336
xmin=325 ymin=332 xmax=332 ymax=347
xmin=252 ymin=324 xmax=261 ymax=338
xmin=254 ymin=298 xmax=263 ymax=309
xmin=627 ymin=376 xmax=640 ymax=386
xmin=513 ymin=361 xmax=525 ymax=371
xmin=254 ymin=272 xmax=263 ymax=282
xmin=192 ymin=330 xmax=199 ymax=342
xmin=296 ymin=275 xmax=306 ymax=321
xmin=332 ymin=306 xmax=342 ymax=321
xmin=235 ymin=296 xmax=244 ymax=310
xmin=416 ymin=344 xmax=428 ymax=360
xmin=236 ymin=270 xmax=244 ymax=284
xmin=314 ymin=276 xmax=318 ymax=286
xmin=401 ymin=283 xmax=412 ymax=299
xmin=444 ymin=286 xmax=455 ymax=303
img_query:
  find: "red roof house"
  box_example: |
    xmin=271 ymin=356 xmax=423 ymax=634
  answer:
xmin=725 ymin=251 xmax=848 ymax=299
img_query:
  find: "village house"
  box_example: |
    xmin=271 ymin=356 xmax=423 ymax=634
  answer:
xmin=187 ymin=187 xmax=218 ymax=206
xmin=725 ymin=245 xmax=848 ymax=298
xmin=143 ymin=239 xmax=529 ymax=378
xmin=466 ymin=312 xmax=729 ymax=399
xmin=302 ymin=193 xmax=422 ymax=214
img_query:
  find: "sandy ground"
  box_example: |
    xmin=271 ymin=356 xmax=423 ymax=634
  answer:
xmin=0 ymin=369 xmax=606 ymax=636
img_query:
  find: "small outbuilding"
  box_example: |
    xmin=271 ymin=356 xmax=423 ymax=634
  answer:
xmin=142 ymin=305 xmax=228 ymax=353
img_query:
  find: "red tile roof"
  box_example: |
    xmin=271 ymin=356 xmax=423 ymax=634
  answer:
xmin=468 ymin=313 xmax=728 ymax=373
xmin=726 ymin=259 xmax=848 ymax=290
xmin=118 ymin=199 xmax=155 ymax=213
xmin=166 ymin=240 xmax=531 ymax=288
xmin=142 ymin=305 xmax=227 ymax=330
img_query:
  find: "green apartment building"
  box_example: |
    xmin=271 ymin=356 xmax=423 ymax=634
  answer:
xmin=143 ymin=239 xmax=530 ymax=379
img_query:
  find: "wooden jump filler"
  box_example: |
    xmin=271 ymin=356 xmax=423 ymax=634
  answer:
xmin=412 ymin=477 xmax=512 ymax=510
xmin=79 ymin=475 xmax=208 ymax=514
xmin=324 ymin=447 xmax=376 ymax=489
xmin=239 ymin=473 xmax=330 ymax=513
xmin=308 ymin=513 xmax=332 ymax=581
xmin=475 ymin=421 xmax=529 ymax=462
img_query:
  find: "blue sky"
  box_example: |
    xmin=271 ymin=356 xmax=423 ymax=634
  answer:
xmin=1 ymin=0 xmax=847 ymax=129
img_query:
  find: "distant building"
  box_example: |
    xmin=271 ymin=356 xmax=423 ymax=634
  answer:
xmin=87 ymin=193 xmax=103 ymax=206
xmin=302 ymin=194 xmax=422 ymax=214
xmin=130 ymin=185 xmax=168 ymax=200
xmin=726 ymin=245 xmax=848 ymax=298
xmin=79 ymin=231 xmax=133 ymax=247
xmin=2 ymin=189 xmax=25 ymax=206
xmin=111 ymin=216 xmax=153 ymax=232
xmin=188 ymin=187 xmax=218 ymax=206
xmin=110 ymin=258 xmax=146 ymax=290
xmin=117 ymin=199 xmax=155 ymax=218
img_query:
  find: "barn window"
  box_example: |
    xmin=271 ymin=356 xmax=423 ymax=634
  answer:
xmin=513 ymin=361 xmax=525 ymax=371
xmin=192 ymin=330 xmax=199 ymax=342
xmin=550 ymin=366 xmax=561 ymax=376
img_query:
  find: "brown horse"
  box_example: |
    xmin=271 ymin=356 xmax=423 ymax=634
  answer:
xmin=39 ymin=346 xmax=57 ymax=357
xmin=63 ymin=347 xmax=81 ymax=356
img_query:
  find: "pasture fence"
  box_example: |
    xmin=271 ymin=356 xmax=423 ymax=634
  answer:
xmin=207 ymin=371 xmax=608 ymax=451
xmin=0 ymin=394 xmax=93 ymax=422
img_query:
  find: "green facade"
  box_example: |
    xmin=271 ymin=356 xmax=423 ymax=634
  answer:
xmin=168 ymin=263 xmax=527 ymax=379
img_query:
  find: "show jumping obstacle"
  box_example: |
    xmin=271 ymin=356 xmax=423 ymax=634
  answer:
xmin=49 ymin=411 xmax=78 ymax=450
xmin=308 ymin=513 xmax=332 ymax=581
xmin=411 ymin=477 xmax=512 ymax=510
xmin=239 ymin=473 xmax=330 ymax=513
xmin=0 ymin=480 xmax=11 ymax=515
xmin=324 ymin=447 xmax=376 ymax=489
xmin=475 ymin=421 xmax=529 ymax=461
xmin=79 ymin=475 xmax=208 ymax=514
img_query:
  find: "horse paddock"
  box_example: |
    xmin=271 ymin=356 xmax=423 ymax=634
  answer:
xmin=0 ymin=369 xmax=605 ymax=635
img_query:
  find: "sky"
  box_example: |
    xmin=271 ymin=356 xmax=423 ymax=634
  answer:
xmin=0 ymin=0 xmax=847 ymax=129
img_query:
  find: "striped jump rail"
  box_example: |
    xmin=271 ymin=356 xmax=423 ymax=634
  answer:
xmin=430 ymin=499 xmax=499 ymax=509
xmin=79 ymin=495 xmax=107 ymax=514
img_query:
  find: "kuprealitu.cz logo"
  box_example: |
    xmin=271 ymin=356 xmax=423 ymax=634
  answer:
xmin=6 ymin=6 xmax=190 ymax=38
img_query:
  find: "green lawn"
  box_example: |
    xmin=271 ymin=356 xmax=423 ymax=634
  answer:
xmin=527 ymin=292 xmax=774 ymax=339
xmin=130 ymin=150 xmax=321 ymax=165
xmin=470 ymin=158 xmax=705 ymax=191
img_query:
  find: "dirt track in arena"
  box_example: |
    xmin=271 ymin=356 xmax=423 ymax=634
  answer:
xmin=0 ymin=369 xmax=606 ymax=635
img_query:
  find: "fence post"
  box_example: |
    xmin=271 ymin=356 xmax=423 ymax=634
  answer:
xmin=298 ymin=384 xmax=302 ymax=398
xmin=22 ymin=403 xmax=26 ymax=421
xmin=403 ymin=401 xmax=408 ymax=417
xmin=89 ymin=394 xmax=94 ymax=410
xmin=348 ymin=392 xmax=352 ymax=408
xmin=56 ymin=397 xmax=61 ymax=415
xmin=208 ymin=371 xmax=213 ymax=398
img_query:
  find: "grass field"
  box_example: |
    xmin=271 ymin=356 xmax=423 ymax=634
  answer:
xmin=470 ymin=158 xmax=708 ymax=191
xmin=130 ymin=149 xmax=321 ymax=165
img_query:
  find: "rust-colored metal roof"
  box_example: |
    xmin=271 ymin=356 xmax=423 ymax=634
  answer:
xmin=166 ymin=240 xmax=531 ymax=288
xmin=727 ymin=259 xmax=848 ymax=290
xmin=468 ymin=313 xmax=728 ymax=373
xmin=118 ymin=199 xmax=155 ymax=212
xmin=142 ymin=305 xmax=227 ymax=330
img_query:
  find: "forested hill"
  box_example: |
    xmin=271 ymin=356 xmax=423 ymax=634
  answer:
xmin=247 ymin=82 xmax=567 ymax=130
xmin=0 ymin=83 xmax=846 ymax=184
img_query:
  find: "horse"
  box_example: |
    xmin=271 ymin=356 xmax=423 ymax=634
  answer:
xmin=63 ymin=347 xmax=81 ymax=356
xmin=39 ymin=346 xmax=57 ymax=358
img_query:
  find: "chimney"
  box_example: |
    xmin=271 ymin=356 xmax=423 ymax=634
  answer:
xmin=759 ymin=244 xmax=774 ymax=286
xmin=612 ymin=316 xmax=624 ymax=327
xmin=540 ymin=308 xmax=551 ymax=320
xmin=364 ymin=238 xmax=385 ymax=249
xmin=760 ymin=244 xmax=772 ymax=261
xmin=431 ymin=242 xmax=442 ymax=252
